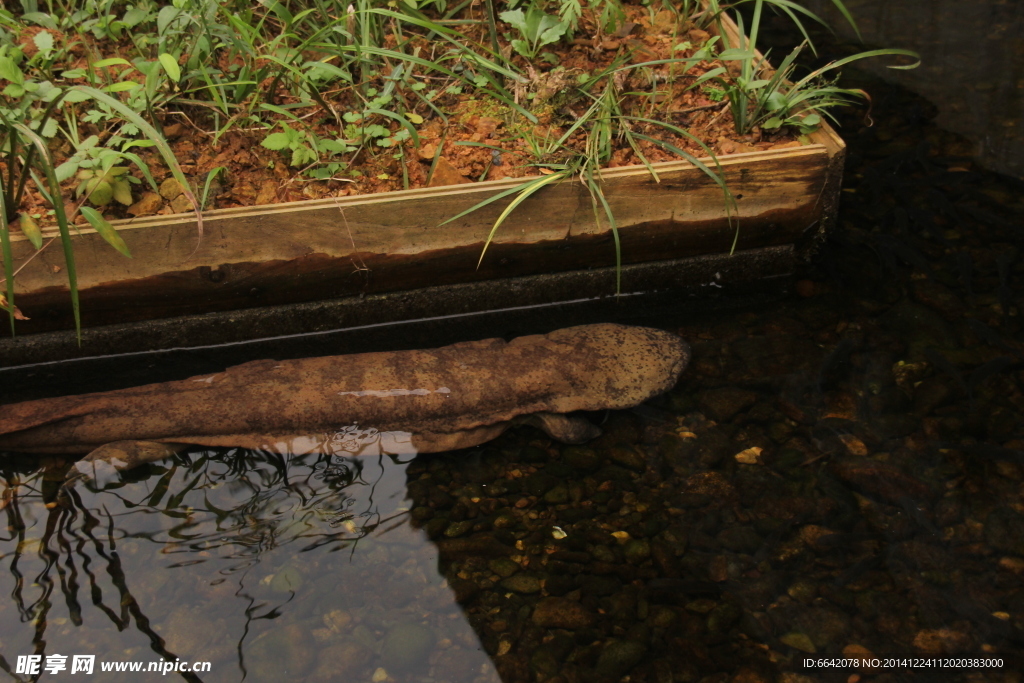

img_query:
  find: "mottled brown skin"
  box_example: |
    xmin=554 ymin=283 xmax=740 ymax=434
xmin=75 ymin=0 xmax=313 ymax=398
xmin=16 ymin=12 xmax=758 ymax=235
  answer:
xmin=0 ymin=324 xmax=689 ymax=476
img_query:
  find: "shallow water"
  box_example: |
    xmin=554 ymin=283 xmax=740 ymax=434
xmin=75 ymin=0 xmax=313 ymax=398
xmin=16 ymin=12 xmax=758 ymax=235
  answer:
xmin=4 ymin=28 xmax=1024 ymax=683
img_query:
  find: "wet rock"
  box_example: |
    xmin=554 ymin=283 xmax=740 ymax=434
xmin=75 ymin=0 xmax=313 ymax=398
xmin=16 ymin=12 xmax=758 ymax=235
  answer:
xmin=648 ymin=605 xmax=677 ymax=628
xmin=779 ymin=632 xmax=816 ymax=653
xmin=594 ymin=640 xmax=647 ymax=680
xmin=623 ymin=538 xmax=651 ymax=564
xmin=659 ymin=433 xmax=695 ymax=469
xmin=733 ymin=335 xmax=819 ymax=377
xmin=881 ymin=299 xmax=957 ymax=350
xmin=580 ymin=575 xmax=621 ymax=596
xmin=248 ymin=624 xmax=316 ymax=680
xmin=544 ymin=484 xmax=570 ymax=504
xmin=532 ymin=597 xmax=596 ymax=629
xmin=912 ymin=628 xmax=972 ymax=654
xmin=381 ymin=622 xmax=436 ymax=672
xmin=693 ymin=429 xmax=738 ymax=468
xmin=786 ymin=579 xmax=817 ymax=604
xmin=530 ymin=632 xmax=575 ymax=677
xmin=698 ymin=387 xmax=759 ymax=422
xmin=716 ymin=526 xmax=762 ymax=555
xmin=501 ymin=573 xmax=543 ymax=594
xmin=410 ymin=505 xmax=433 ymax=522
xmin=650 ymin=540 xmax=681 ymax=576
xmin=269 ymin=565 xmax=303 ymax=593
xmin=912 ymin=377 xmax=952 ymax=415
xmin=489 ymin=557 xmax=520 ymax=578
xmin=309 ymin=641 xmax=371 ymax=683
xmin=682 ymin=471 xmax=737 ymax=502
xmin=444 ymin=520 xmax=475 ymax=537
xmin=436 ymin=537 xmax=513 ymax=558
xmin=608 ymin=445 xmax=647 ymax=472
xmin=870 ymin=413 xmax=918 ymax=438
xmin=544 ymin=575 xmax=578 ymax=596
xmin=563 ymin=445 xmax=604 ymax=472
xmin=525 ymin=472 xmax=560 ymax=497
xmin=985 ymin=508 xmax=1024 ymax=555
xmin=830 ymin=457 xmax=932 ymax=504
xmin=450 ymin=578 xmax=479 ymax=603
xmin=912 ymin=279 xmax=965 ymax=321
xmin=706 ymin=601 xmax=742 ymax=633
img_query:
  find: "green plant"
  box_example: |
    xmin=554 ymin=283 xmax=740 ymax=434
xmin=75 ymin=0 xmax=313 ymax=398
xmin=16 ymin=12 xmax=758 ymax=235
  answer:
xmin=499 ymin=6 xmax=569 ymax=61
xmin=0 ymin=84 xmax=200 ymax=339
xmin=706 ymin=3 xmax=917 ymax=135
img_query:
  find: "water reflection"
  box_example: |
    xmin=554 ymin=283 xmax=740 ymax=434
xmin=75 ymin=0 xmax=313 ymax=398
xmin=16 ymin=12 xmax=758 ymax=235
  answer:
xmin=0 ymin=441 xmax=498 ymax=683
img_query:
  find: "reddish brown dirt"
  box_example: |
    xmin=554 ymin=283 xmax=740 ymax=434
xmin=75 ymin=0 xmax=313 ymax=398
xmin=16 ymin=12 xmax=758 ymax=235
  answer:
xmin=12 ymin=3 xmax=803 ymax=227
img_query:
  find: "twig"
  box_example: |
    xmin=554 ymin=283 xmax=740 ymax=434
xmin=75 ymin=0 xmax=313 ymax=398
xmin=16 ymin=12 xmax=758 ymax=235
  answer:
xmin=0 ymin=236 xmax=56 ymax=287
xmin=705 ymin=102 xmax=731 ymax=127
xmin=670 ymin=102 xmax=725 ymax=116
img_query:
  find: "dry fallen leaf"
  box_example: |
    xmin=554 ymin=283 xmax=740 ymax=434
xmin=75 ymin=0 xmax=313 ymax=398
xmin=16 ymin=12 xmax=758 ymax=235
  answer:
xmin=0 ymin=293 xmax=29 ymax=320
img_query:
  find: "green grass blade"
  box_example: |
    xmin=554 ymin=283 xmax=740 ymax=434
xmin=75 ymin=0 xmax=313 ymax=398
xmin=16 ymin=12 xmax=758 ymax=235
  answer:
xmin=11 ymin=122 xmax=81 ymax=342
xmin=438 ymin=171 xmax=558 ymax=227
xmin=476 ymin=170 xmax=569 ymax=269
xmin=0 ymin=184 xmax=15 ymax=335
xmin=201 ymin=166 xmax=227 ymax=210
xmin=584 ymin=172 xmax=621 ymax=294
xmin=79 ymin=207 xmax=131 ymax=258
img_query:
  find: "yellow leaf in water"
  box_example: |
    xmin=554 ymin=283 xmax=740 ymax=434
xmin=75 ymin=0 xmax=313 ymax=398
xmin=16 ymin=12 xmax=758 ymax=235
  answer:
xmin=734 ymin=446 xmax=763 ymax=464
xmin=839 ymin=433 xmax=868 ymax=456
xmin=611 ymin=531 xmax=631 ymax=544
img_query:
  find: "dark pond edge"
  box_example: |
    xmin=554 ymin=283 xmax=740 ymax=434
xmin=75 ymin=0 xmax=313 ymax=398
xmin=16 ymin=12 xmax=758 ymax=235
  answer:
xmin=0 ymin=245 xmax=793 ymax=401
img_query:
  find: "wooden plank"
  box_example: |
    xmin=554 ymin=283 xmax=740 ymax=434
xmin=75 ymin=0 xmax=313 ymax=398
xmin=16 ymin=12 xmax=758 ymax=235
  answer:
xmin=0 ymin=246 xmax=795 ymax=371
xmin=4 ymin=5 xmax=845 ymax=336
xmin=7 ymin=146 xmax=830 ymax=334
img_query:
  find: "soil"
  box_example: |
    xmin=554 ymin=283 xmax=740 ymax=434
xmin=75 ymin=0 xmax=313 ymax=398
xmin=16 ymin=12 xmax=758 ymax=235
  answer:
xmin=11 ymin=3 xmax=805 ymax=226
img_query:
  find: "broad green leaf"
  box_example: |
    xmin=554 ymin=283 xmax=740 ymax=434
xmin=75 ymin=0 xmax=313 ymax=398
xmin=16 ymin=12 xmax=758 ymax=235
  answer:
xmin=800 ymin=114 xmax=821 ymax=127
xmin=0 ymin=56 xmax=24 ymax=85
xmin=33 ymin=31 xmax=54 ymax=54
xmin=55 ymin=160 xmax=79 ymax=182
xmin=63 ymin=88 xmax=91 ymax=102
xmin=407 ymin=113 xmax=424 ymax=125
xmin=105 ymin=81 xmax=140 ymax=92
xmin=763 ymin=117 xmax=783 ymax=129
xmin=262 ymin=133 xmax=291 ymax=150
xmin=86 ymin=179 xmax=114 ymax=206
xmin=112 ymin=179 xmax=134 ymax=206
xmin=157 ymin=5 xmax=183 ymax=34
xmin=765 ymin=91 xmax=786 ymax=111
xmin=122 ymin=7 xmax=150 ymax=27
xmin=499 ymin=9 xmax=527 ymax=33
xmin=80 ymin=207 xmax=131 ymax=258
xmin=40 ymin=118 xmax=58 ymax=138
xmin=21 ymin=12 xmax=58 ymax=29
xmin=93 ymin=57 xmax=132 ymax=68
xmin=158 ymin=53 xmax=181 ymax=82
xmin=18 ymin=214 xmax=42 ymax=250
